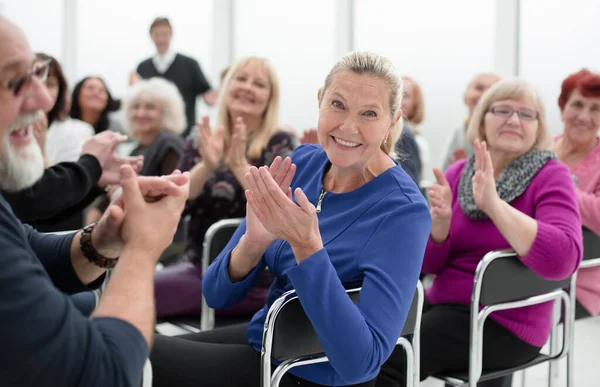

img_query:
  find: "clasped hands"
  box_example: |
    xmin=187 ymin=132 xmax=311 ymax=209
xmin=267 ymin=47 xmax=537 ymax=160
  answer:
xmin=243 ymin=156 xmax=323 ymax=263
xmin=89 ymin=165 xmax=190 ymax=261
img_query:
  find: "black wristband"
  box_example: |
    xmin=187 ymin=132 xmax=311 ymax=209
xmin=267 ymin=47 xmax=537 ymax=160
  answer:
xmin=79 ymin=223 xmax=119 ymax=269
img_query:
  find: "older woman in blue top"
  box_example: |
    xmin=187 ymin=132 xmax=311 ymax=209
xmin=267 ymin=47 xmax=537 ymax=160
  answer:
xmin=150 ymin=51 xmax=432 ymax=387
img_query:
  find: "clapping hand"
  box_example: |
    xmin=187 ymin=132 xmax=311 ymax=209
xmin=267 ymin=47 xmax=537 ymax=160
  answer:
xmin=244 ymin=156 xmax=296 ymax=249
xmin=197 ymin=116 xmax=224 ymax=171
xmin=429 ymin=168 xmax=452 ymax=243
xmin=224 ymin=117 xmax=250 ymax=172
xmin=472 ymin=139 xmax=500 ymax=215
xmin=245 ymin=163 xmax=322 ymax=262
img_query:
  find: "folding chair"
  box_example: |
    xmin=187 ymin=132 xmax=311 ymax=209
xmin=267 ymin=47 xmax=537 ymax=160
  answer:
xmin=200 ymin=218 xmax=244 ymax=331
xmin=261 ymin=281 xmax=424 ymax=387
xmin=581 ymin=226 xmax=600 ymax=269
xmin=432 ymin=250 xmax=576 ymax=387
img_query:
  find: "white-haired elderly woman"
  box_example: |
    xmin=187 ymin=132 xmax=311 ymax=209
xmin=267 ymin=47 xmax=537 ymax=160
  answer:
xmin=149 ymin=52 xmax=431 ymax=387
xmin=378 ymin=79 xmax=583 ymax=387
xmin=121 ymin=77 xmax=186 ymax=177
xmin=86 ymin=77 xmax=186 ymax=223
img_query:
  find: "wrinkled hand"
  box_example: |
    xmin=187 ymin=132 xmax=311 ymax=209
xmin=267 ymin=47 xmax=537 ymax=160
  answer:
xmin=224 ymin=117 xmax=250 ymax=171
xmin=92 ymin=169 xmax=190 ymax=258
xmin=245 ymin=165 xmax=321 ymax=262
xmin=472 ymin=140 xmax=500 ymax=215
xmin=197 ymin=116 xmax=224 ymax=170
xmin=98 ymin=154 xmax=144 ymax=187
xmin=81 ymin=131 xmax=142 ymax=187
xmin=244 ymin=156 xmax=296 ymax=248
xmin=300 ymin=128 xmax=319 ymax=145
xmin=429 ymin=168 xmax=452 ymax=243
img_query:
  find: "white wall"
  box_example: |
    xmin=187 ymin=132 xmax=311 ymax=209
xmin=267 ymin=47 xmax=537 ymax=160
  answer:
xmin=233 ymin=0 xmax=337 ymax=134
xmin=76 ymin=0 xmax=214 ymax=99
xmin=520 ymin=0 xmax=600 ymax=137
xmin=6 ymin=0 xmax=598 ymax=178
xmin=2 ymin=0 xmax=64 ymax=61
xmin=354 ymin=0 xmax=496 ymax=180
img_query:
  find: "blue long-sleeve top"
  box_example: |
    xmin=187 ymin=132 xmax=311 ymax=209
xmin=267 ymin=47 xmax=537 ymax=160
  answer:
xmin=203 ymin=144 xmax=431 ymax=385
xmin=0 ymin=195 xmax=148 ymax=386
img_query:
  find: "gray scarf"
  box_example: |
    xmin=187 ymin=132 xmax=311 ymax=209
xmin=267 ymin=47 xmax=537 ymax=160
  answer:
xmin=458 ymin=150 xmax=557 ymax=220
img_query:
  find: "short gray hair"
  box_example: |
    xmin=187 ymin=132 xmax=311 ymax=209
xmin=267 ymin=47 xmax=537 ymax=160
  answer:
xmin=320 ymin=51 xmax=403 ymax=156
xmin=121 ymin=77 xmax=187 ymax=135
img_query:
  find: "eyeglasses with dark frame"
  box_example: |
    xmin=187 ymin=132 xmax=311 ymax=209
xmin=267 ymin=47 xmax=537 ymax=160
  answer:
xmin=4 ymin=59 xmax=51 ymax=97
xmin=488 ymin=105 xmax=539 ymax=122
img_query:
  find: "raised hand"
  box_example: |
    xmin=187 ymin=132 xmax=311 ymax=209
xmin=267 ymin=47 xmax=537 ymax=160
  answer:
xmin=244 ymin=156 xmax=296 ymax=248
xmin=98 ymin=154 xmax=144 ymax=187
xmin=93 ymin=169 xmax=190 ymax=259
xmin=300 ymin=128 xmax=319 ymax=145
xmin=429 ymin=167 xmax=453 ymax=243
xmin=197 ymin=116 xmax=224 ymax=171
xmin=224 ymin=116 xmax=250 ymax=172
xmin=245 ymin=163 xmax=322 ymax=263
xmin=472 ymin=139 xmax=500 ymax=215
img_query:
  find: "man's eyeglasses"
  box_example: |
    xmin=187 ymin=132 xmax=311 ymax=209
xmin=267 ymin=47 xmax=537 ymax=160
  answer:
xmin=488 ymin=105 xmax=539 ymax=122
xmin=5 ymin=59 xmax=51 ymax=97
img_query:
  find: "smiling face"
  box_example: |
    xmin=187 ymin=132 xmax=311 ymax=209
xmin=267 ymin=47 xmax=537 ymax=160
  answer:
xmin=129 ymin=96 xmax=162 ymax=138
xmin=317 ymin=70 xmax=394 ymax=171
xmin=561 ymin=89 xmax=600 ymax=146
xmin=0 ymin=19 xmax=52 ymax=191
xmin=226 ymin=62 xmax=271 ymax=121
xmin=78 ymin=77 xmax=108 ymax=114
xmin=483 ymin=98 xmax=539 ymax=156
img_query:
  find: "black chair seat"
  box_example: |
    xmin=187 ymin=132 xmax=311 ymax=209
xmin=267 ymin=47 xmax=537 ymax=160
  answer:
xmin=435 ymin=354 xmax=551 ymax=384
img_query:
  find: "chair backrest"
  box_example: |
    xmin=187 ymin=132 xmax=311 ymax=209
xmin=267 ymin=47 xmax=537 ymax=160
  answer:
xmin=476 ymin=251 xmax=571 ymax=306
xmin=270 ymin=285 xmax=421 ymax=361
xmin=582 ymin=227 xmax=600 ymax=260
xmin=203 ymin=218 xmax=243 ymax=265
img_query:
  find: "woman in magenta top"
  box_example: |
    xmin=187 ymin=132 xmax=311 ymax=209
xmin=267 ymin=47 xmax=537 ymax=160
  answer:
xmin=378 ymin=79 xmax=582 ymax=387
xmin=554 ymin=68 xmax=600 ymax=318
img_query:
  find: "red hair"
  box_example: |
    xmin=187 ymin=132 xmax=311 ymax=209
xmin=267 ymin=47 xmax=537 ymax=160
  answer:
xmin=558 ymin=68 xmax=600 ymax=111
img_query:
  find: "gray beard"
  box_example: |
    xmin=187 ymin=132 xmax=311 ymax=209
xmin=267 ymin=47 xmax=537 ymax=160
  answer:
xmin=0 ymin=133 xmax=44 ymax=192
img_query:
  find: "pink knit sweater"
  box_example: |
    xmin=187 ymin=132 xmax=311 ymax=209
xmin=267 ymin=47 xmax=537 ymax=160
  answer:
xmin=562 ymin=137 xmax=600 ymax=316
xmin=424 ymin=159 xmax=582 ymax=347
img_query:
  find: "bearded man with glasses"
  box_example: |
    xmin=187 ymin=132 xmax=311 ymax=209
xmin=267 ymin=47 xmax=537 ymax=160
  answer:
xmin=0 ymin=16 xmax=192 ymax=387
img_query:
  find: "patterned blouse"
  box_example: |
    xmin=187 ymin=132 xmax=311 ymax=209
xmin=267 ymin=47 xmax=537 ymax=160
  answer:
xmin=179 ymin=131 xmax=299 ymax=260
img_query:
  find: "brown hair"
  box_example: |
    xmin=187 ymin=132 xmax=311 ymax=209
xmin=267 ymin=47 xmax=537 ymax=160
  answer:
xmin=150 ymin=17 xmax=172 ymax=34
xmin=402 ymin=76 xmax=425 ymax=128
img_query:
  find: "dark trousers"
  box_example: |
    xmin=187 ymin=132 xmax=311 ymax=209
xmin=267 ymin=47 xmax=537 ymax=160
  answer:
xmin=150 ymin=323 xmax=375 ymax=387
xmin=376 ymin=302 xmax=541 ymax=387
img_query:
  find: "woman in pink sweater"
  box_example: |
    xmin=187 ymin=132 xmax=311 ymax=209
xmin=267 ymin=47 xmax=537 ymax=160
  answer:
xmin=554 ymin=68 xmax=600 ymax=318
xmin=378 ymin=79 xmax=582 ymax=387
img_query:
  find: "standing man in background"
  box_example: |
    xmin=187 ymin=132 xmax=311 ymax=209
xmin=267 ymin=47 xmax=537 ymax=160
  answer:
xmin=135 ymin=17 xmax=218 ymax=138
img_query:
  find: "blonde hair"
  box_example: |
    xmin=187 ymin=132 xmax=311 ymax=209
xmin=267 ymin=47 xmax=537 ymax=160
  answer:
xmin=402 ymin=76 xmax=425 ymax=130
xmin=320 ymin=51 xmax=403 ymax=157
xmin=216 ymin=56 xmax=280 ymax=159
xmin=122 ymin=77 xmax=186 ymax=135
xmin=467 ymin=78 xmax=552 ymax=151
